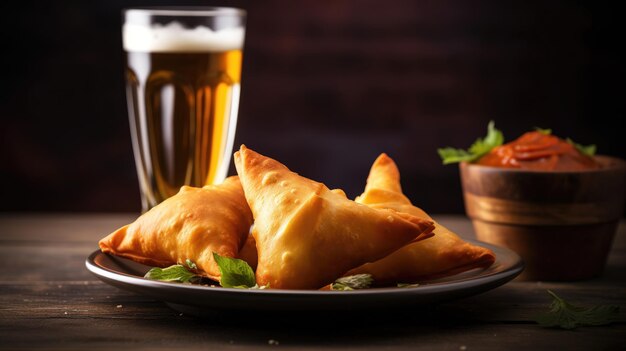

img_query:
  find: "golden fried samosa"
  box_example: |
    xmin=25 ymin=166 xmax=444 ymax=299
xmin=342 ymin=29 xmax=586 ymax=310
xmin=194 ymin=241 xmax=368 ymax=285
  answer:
xmin=99 ymin=176 xmax=253 ymax=281
xmin=234 ymin=145 xmax=435 ymax=289
xmin=347 ymin=154 xmax=496 ymax=284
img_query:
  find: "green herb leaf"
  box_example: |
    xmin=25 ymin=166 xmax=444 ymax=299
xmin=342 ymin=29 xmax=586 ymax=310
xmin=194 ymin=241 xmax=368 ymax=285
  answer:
xmin=144 ymin=264 xmax=198 ymax=283
xmin=534 ymin=290 xmax=619 ymax=329
xmin=535 ymin=127 xmax=552 ymax=135
xmin=438 ymin=121 xmax=504 ymax=164
xmin=331 ymin=274 xmax=374 ymax=291
xmin=468 ymin=120 xmax=505 ymax=155
xmin=185 ymin=259 xmax=197 ymax=270
xmin=566 ymin=138 xmax=597 ymax=156
xmin=397 ymin=283 xmax=420 ymax=288
xmin=213 ymin=252 xmax=257 ymax=289
xmin=437 ymin=148 xmax=475 ymax=165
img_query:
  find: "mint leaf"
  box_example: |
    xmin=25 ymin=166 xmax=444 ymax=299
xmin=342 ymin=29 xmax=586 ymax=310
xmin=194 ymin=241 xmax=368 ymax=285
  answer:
xmin=144 ymin=264 xmax=198 ymax=283
xmin=438 ymin=121 xmax=504 ymax=164
xmin=331 ymin=274 xmax=373 ymax=291
xmin=185 ymin=259 xmax=197 ymax=270
xmin=213 ymin=252 xmax=257 ymax=288
xmin=566 ymin=138 xmax=597 ymax=156
xmin=535 ymin=127 xmax=552 ymax=135
xmin=468 ymin=120 xmax=504 ymax=155
xmin=534 ymin=290 xmax=619 ymax=329
xmin=437 ymin=148 xmax=475 ymax=165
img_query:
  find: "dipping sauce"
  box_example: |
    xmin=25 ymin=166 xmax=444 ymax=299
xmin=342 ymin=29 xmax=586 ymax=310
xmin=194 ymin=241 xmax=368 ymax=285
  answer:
xmin=477 ymin=131 xmax=601 ymax=171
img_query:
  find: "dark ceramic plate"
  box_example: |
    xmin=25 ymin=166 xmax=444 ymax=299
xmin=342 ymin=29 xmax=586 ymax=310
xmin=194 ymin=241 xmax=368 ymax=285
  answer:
xmin=86 ymin=240 xmax=523 ymax=315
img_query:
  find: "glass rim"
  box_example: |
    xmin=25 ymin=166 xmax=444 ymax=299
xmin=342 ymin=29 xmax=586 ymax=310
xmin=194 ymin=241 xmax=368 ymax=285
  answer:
xmin=123 ymin=7 xmax=246 ymax=18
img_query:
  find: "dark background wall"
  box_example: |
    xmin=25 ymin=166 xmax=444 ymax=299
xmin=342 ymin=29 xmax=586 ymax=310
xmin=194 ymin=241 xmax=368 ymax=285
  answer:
xmin=1 ymin=1 xmax=623 ymax=213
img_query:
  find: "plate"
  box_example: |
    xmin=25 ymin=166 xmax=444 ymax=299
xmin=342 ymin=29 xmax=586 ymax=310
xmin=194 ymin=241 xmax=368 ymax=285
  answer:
xmin=86 ymin=240 xmax=523 ymax=315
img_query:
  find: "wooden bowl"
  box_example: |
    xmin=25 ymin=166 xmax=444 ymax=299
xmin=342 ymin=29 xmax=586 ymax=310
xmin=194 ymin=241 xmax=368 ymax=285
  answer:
xmin=460 ymin=156 xmax=625 ymax=281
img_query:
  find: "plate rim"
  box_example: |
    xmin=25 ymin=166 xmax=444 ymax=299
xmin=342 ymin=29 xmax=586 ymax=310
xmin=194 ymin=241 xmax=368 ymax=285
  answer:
xmin=85 ymin=239 xmax=524 ymax=297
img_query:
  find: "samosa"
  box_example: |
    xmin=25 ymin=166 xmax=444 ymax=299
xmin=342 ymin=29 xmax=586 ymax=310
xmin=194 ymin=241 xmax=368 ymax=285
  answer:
xmin=99 ymin=176 xmax=253 ymax=281
xmin=234 ymin=145 xmax=435 ymax=289
xmin=347 ymin=154 xmax=496 ymax=284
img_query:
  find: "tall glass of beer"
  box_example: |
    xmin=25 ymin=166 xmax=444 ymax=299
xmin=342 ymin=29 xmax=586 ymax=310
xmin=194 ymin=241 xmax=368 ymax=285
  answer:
xmin=123 ymin=8 xmax=245 ymax=211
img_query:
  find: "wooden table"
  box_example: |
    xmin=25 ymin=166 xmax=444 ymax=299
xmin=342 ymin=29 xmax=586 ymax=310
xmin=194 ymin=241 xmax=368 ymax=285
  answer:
xmin=1 ymin=214 xmax=624 ymax=350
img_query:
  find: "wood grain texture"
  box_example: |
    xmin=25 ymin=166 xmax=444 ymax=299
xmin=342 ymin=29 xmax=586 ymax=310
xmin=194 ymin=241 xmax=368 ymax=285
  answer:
xmin=460 ymin=157 xmax=626 ymax=225
xmin=459 ymin=160 xmax=626 ymax=280
xmin=0 ymin=214 xmax=625 ymax=350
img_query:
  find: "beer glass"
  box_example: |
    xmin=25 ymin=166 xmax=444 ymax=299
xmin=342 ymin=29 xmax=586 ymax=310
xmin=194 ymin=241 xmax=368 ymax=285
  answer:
xmin=123 ymin=8 xmax=245 ymax=211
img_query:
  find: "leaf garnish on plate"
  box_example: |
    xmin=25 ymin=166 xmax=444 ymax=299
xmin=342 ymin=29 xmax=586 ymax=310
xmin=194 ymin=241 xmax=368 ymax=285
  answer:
xmin=185 ymin=258 xmax=197 ymax=270
xmin=438 ymin=121 xmax=504 ymax=164
xmin=535 ymin=127 xmax=552 ymax=135
xmin=213 ymin=252 xmax=264 ymax=289
xmin=566 ymin=138 xmax=597 ymax=156
xmin=144 ymin=264 xmax=199 ymax=283
xmin=534 ymin=290 xmax=619 ymax=329
xmin=331 ymin=274 xmax=374 ymax=291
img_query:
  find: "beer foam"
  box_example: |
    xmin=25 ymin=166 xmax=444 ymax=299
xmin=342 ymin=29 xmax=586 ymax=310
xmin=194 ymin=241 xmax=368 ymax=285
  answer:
xmin=123 ymin=21 xmax=244 ymax=52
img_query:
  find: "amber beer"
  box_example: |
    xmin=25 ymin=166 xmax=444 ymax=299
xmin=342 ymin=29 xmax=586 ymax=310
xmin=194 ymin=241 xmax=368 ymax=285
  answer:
xmin=123 ymin=9 xmax=245 ymax=210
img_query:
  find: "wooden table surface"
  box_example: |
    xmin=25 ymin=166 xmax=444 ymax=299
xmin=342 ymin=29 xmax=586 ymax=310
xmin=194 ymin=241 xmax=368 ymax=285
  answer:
xmin=0 ymin=214 xmax=624 ymax=350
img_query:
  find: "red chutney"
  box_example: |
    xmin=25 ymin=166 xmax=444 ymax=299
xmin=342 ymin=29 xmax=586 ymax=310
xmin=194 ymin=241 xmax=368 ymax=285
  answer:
xmin=477 ymin=131 xmax=601 ymax=171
